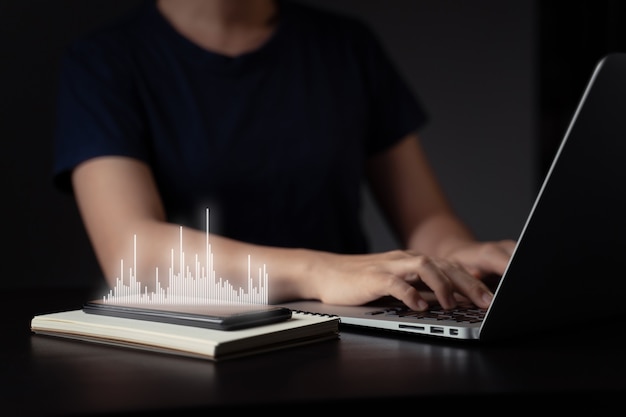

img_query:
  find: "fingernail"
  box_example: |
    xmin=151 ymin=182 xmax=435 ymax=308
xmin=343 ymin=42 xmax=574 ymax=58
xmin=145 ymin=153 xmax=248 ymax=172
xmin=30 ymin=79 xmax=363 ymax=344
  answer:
xmin=417 ymin=299 xmax=428 ymax=311
xmin=482 ymin=292 xmax=494 ymax=306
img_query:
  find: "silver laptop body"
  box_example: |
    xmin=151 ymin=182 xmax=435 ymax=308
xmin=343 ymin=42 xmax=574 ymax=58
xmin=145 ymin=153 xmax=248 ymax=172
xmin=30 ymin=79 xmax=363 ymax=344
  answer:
xmin=280 ymin=53 xmax=626 ymax=341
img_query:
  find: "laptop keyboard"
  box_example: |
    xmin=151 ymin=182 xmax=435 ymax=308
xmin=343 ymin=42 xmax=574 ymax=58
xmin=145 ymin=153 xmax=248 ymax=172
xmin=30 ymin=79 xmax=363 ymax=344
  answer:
xmin=366 ymin=303 xmax=487 ymax=323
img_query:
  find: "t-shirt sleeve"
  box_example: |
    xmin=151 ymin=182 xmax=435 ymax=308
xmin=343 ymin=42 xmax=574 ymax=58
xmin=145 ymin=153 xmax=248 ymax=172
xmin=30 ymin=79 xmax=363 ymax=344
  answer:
xmin=355 ymin=23 xmax=429 ymax=156
xmin=52 ymin=38 xmax=148 ymax=194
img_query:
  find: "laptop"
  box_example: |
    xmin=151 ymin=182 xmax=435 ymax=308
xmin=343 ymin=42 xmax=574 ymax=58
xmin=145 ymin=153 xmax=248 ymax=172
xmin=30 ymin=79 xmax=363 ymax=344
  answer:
xmin=279 ymin=53 xmax=626 ymax=341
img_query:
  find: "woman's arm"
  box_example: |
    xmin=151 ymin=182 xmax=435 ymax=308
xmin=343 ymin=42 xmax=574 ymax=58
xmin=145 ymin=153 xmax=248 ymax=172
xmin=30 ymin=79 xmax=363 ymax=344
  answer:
xmin=366 ymin=132 xmax=516 ymax=279
xmin=71 ymin=156 xmax=315 ymax=303
xmin=72 ymin=155 xmax=501 ymax=311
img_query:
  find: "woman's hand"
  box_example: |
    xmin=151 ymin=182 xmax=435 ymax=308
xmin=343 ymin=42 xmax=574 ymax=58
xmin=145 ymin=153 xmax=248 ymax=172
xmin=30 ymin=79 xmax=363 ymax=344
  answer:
xmin=306 ymin=249 xmax=501 ymax=311
xmin=443 ymin=239 xmax=517 ymax=280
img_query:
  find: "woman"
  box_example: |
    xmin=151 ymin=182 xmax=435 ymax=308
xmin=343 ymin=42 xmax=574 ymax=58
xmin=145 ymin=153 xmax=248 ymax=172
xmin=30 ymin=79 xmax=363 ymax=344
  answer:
xmin=53 ymin=0 xmax=515 ymax=311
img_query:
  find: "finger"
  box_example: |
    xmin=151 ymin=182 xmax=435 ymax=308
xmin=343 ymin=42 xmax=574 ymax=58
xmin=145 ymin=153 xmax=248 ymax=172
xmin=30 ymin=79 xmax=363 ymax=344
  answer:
xmin=386 ymin=256 xmax=458 ymax=310
xmin=384 ymin=275 xmax=430 ymax=311
xmin=410 ymin=259 xmax=460 ymax=310
xmin=439 ymin=262 xmax=494 ymax=309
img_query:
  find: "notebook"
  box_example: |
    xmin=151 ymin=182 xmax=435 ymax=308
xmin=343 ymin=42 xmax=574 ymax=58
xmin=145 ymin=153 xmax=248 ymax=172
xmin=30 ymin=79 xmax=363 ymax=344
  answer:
xmin=279 ymin=53 xmax=626 ymax=341
xmin=30 ymin=308 xmax=339 ymax=361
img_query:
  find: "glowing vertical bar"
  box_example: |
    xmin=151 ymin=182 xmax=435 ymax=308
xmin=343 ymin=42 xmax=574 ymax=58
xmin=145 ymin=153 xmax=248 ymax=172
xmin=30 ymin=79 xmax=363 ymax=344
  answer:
xmin=258 ymin=266 xmax=262 ymax=304
xmin=247 ymin=255 xmax=251 ymax=298
xmin=179 ymin=226 xmax=183 ymax=294
xmin=263 ymin=264 xmax=269 ymax=304
xmin=169 ymin=248 xmax=174 ymax=301
xmin=118 ymin=259 xmax=124 ymax=299
xmin=206 ymin=208 xmax=210 ymax=296
xmin=133 ymin=234 xmax=137 ymax=294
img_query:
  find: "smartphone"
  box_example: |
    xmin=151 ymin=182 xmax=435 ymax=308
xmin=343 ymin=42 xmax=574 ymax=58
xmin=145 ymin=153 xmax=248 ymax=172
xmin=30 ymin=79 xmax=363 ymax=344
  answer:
xmin=83 ymin=299 xmax=292 ymax=331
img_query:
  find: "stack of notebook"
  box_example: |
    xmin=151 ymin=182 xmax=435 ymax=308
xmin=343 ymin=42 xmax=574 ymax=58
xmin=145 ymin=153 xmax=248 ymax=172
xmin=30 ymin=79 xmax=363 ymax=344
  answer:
xmin=31 ymin=299 xmax=340 ymax=361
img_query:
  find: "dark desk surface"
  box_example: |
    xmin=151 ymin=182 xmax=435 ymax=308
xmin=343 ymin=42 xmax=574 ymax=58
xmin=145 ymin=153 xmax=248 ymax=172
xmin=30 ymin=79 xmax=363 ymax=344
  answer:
xmin=4 ymin=287 xmax=626 ymax=416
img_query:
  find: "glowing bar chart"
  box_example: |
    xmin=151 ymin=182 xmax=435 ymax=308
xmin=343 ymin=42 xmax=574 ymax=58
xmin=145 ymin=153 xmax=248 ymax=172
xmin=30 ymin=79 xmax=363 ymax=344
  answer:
xmin=101 ymin=209 xmax=269 ymax=305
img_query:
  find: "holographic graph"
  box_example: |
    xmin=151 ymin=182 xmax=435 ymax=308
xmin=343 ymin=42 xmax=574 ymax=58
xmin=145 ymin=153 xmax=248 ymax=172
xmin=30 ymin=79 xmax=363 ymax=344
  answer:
xmin=101 ymin=209 xmax=269 ymax=305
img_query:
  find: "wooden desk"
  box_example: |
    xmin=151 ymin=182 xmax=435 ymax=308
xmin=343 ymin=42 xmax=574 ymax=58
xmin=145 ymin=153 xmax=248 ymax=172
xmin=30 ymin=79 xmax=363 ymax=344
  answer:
xmin=4 ymin=288 xmax=625 ymax=416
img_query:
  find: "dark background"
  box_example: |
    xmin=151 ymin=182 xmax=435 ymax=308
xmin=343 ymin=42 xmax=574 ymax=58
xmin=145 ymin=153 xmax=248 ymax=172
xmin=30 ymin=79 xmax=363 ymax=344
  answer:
xmin=2 ymin=0 xmax=623 ymax=289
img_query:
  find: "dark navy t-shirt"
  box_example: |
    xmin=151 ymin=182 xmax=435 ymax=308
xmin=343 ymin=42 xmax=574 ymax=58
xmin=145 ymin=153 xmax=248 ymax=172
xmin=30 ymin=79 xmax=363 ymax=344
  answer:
xmin=53 ymin=0 xmax=428 ymax=254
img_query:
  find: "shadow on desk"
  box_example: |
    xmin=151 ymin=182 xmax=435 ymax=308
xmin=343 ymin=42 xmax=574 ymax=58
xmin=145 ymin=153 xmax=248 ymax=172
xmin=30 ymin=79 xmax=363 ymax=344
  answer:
xmin=24 ymin=330 xmax=625 ymax=415
xmin=5 ymin=287 xmax=626 ymax=416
